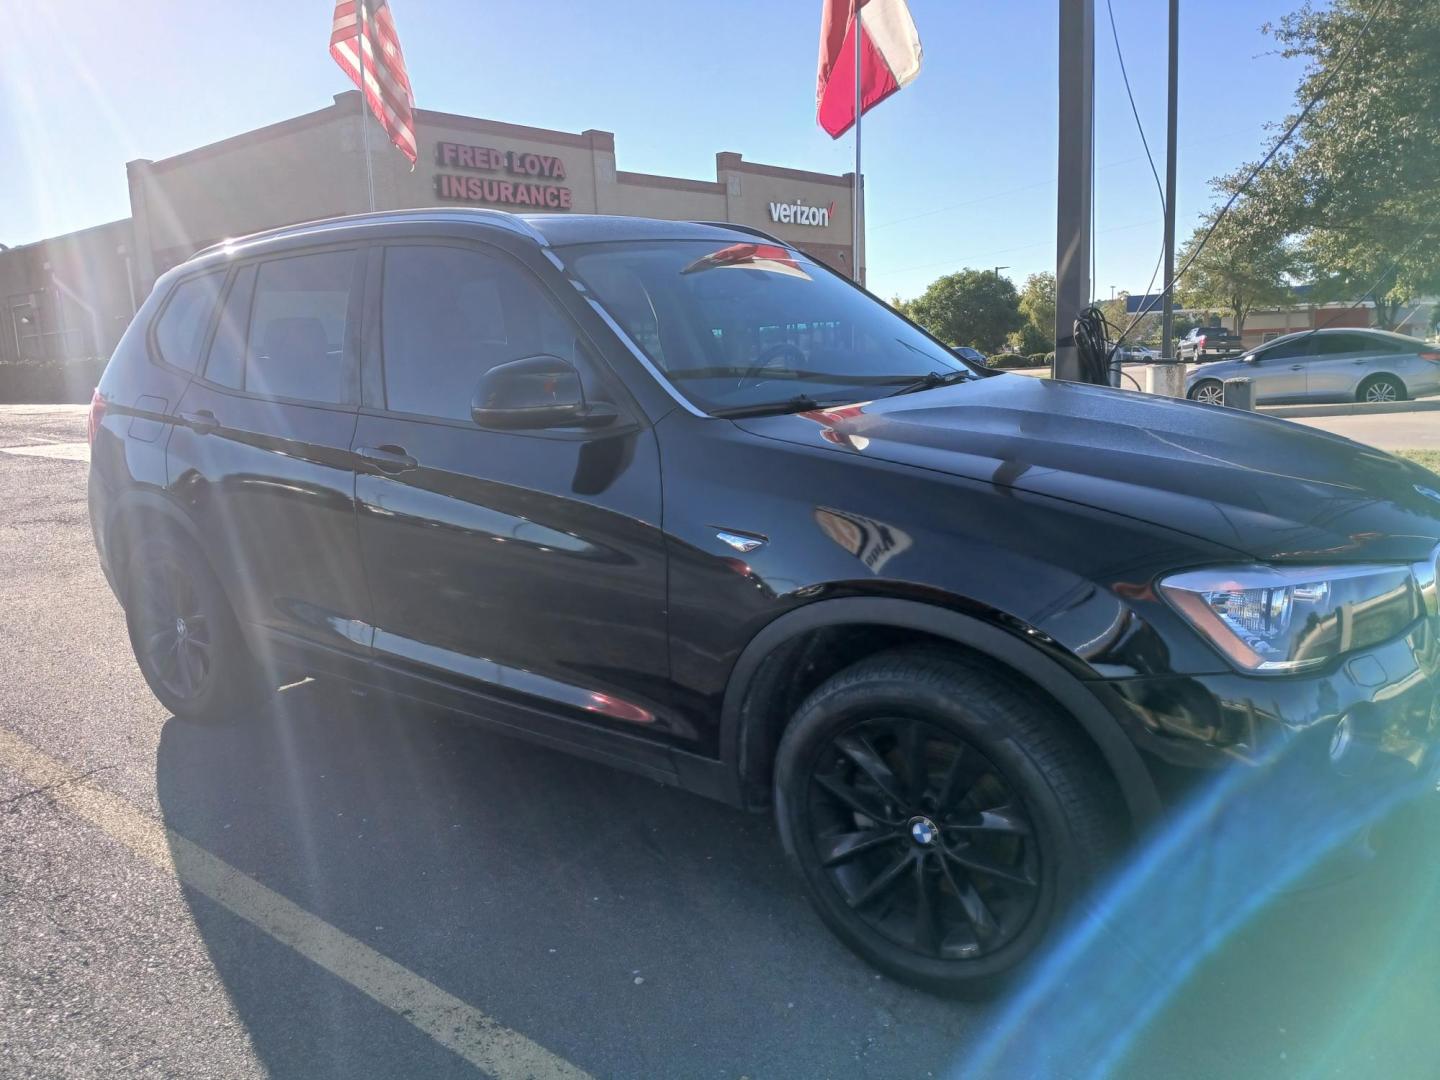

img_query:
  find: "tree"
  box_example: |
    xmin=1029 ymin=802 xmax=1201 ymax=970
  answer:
xmin=906 ymin=269 xmax=1023 ymax=354
xmin=1176 ymin=215 xmax=1294 ymax=337
xmin=1014 ymin=272 xmax=1056 ymax=354
xmin=1212 ymin=0 xmax=1440 ymax=328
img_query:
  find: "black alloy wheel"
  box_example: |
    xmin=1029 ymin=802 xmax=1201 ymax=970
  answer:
xmin=133 ymin=551 xmax=214 ymax=702
xmin=125 ymin=534 xmax=260 ymax=721
xmin=805 ymin=716 xmax=1039 ymax=961
xmin=775 ymin=648 xmax=1121 ymax=995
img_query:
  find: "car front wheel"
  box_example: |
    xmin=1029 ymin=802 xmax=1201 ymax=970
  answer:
xmin=1188 ymin=379 xmax=1224 ymax=405
xmin=773 ymin=648 xmax=1121 ymax=995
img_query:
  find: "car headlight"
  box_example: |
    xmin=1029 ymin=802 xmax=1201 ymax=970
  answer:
xmin=1160 ymin=564 xmax=1422 ymax=674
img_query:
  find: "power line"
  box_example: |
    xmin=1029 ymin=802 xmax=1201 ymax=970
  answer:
xmin=1111 ymin=0 xmax=1392 ymax=351
xmin=870 ymin=128 xmax=1257 ymax=233
xmin=886 ymin=218 xmax=1161 ymax=277
xmin=1105 ymin=0 xmax=1165 ymax=211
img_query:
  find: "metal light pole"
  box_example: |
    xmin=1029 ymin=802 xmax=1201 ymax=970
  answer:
xmin=1054 ymin=0 xmax=1095 ymax=381
xmin=1160 ymin=0 xmax=1179 ymax=361
xmin=994 ymin=265 xmax=1010 ymax=279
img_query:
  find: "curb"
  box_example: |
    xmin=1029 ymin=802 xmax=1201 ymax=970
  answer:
xmin=1259 ymin=398 xmax=1440 ymax=419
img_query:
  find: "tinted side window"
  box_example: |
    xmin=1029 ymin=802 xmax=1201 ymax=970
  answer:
xmin=245 ymin=250 xmax=358 ymax=404
xmin=1342 ymin=333 xmax=1395 ymax=354
xmin=380 ymin=245 xmax=581 ymax=421
xmin=1314 ymin=334 xmax=1361 ymax=355
xmin=154 ymin=272 xmax=225 ymax=372
xmin=204 ymin=265 xmax=256 ymax=390
xmin=1264 ymin=337 xmax=1315 ymax=361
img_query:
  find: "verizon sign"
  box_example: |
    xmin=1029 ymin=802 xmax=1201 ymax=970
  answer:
xmin=769 ymin=199 xmax=834 ymax=228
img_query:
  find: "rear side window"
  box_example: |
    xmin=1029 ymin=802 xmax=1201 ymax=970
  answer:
xmin=204 ymin=266 xmax=256 ymax=390
xmin=153 ymin=272 xmax=224 ymax=372
xmin=242 ymin=250 xmax=358 ymax=404
xmin=379 ymin=245 xmax=581 ymax=420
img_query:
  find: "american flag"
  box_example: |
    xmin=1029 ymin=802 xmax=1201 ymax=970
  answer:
xmin=330 ymin=0 xmax=417 ymax=164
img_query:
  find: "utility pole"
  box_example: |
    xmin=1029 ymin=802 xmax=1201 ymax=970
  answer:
xmin=1054 ymin=0 xmax=1094 ymax=382
xmin=1160 ymin=0 xmax=1180 ymax=361
xmin=994 ymin=265 xmax=1010 ymax=279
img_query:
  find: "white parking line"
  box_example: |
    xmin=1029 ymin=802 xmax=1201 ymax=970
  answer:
xmin=0 ymin=726 xmax=591 ymax=1080
xmin=0 ymin=442 xmax=91 ymax=461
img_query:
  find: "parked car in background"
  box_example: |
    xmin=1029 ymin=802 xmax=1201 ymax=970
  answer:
xmin=1113 ymin=344 xmax=1158 ymax=364
xmin=1186 ymin=327 xmax=1440 ymax=406
xmin=1176 ymin=325 xmax=1243 ymax=363
xmin=952 ymin=346 xmax=986 ymax=366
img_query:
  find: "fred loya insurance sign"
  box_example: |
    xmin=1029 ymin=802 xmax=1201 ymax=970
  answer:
xmin=434 ymin=141 xmax=574 ymax=210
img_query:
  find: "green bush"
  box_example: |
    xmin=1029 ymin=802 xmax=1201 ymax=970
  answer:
xmin=1025 ymin=353 xmax=1049 ymax=368
xmin=987 ymin=353 xmax=1028 ymax=369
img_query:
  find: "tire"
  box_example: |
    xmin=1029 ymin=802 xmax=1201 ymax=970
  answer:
xmin=123 ymin=532 xmax=262 ymax=722
xmin=773 ymin=648 xmax=1121 ymax=996
xmin=1357 ymin=375 xmax=1405 ymax=404
xmin=1188 ymin=379 xmax=1224 ymax=405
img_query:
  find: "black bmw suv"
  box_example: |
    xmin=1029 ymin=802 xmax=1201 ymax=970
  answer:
xmin=89 ymin=210 xmax=1440 ymax=993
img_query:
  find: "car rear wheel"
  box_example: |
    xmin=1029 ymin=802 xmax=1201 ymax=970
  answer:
xmin=124 ymin=533 xmax=261 ymax=722
xmin=1358 ymin=375 xmax=1405 ymax=404
xmin=1188 ymin=379 xmax=1224 ymax=405
xmin=773 ymin=648 xmax=1121 ymax=996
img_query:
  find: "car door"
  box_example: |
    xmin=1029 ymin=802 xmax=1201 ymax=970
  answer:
xmin=169 ymin=245 xmax=372 ymax=677
xmin=1304 ymin=333 xmax=1385 ymax=400
xmin=350 ymin=241 xmax=675 ymax=751
xmin=1247 ymin=337 xmax=1310 ymax=402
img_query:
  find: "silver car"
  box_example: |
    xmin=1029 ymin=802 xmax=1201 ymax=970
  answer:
xmin=1186 ymin=327 xmax=1440 ymax=406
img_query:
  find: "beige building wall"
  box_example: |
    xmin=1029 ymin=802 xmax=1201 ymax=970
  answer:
xmin=126 ymin=92 xmax=859 ymax=288
xmin=715 ymin=153 xmax=859 ymax=280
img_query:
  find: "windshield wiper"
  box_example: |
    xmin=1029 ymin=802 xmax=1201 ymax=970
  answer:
xmin=883 ymin=369 xmax=973 ymax=398
xmin=710 ymin=394 xmax=832 ymax=418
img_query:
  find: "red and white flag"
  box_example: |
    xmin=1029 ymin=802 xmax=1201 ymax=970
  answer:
xmin=330 ymin=0 xmax=418 ymax=164
xmin=815 ymin=0 xmax=922 ymax=138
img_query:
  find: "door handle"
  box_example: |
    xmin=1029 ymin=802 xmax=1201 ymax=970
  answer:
xmin=178 ymin=409 xmax=219 ymax=435
xmin=355 ymin=444 xmax=418 ymax=474
xmin=1289 ymin=364 xmax=1303 ymax=370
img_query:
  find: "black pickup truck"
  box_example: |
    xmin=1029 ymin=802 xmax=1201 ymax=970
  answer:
xmin=1176 ymin=325 xmax=1244 ymax=363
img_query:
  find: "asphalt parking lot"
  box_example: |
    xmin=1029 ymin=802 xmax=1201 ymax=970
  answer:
xmin=2 ymin=403 xmax=1439 ymax=1080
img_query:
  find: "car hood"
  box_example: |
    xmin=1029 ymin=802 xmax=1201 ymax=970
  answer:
xmin=734 ymin=374 xmax=1440 ymax=563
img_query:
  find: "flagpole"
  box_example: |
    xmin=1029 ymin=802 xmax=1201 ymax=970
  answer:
xmin=358 ymin=0 xmax=377 ymax=212
xmin=852 ymin=2 xmax=863 ymax=284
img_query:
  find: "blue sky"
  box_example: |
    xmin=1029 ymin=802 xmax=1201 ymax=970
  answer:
xmin=0 ymin=0 xmax=1305 ymax=301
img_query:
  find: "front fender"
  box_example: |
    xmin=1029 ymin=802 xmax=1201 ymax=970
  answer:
xmin=720 ymin=596 xmax=1163 ymax=828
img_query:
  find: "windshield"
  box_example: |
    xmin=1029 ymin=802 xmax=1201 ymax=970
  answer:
xmin=564 ymin=240 xmax=975 ymax=416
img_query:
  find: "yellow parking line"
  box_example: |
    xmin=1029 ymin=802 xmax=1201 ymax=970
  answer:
xmin=0 ymin=726 xmax=590 ymax=1080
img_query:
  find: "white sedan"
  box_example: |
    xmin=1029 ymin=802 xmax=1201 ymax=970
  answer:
xmin=1185 ymin=328 xmax=1440 ymax=405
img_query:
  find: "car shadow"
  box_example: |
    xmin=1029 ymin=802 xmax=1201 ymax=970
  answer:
xmin=155 ymin=680 xmax=1440 ymax=1079
xmin=153 ymin=680 xmax=986 ymax=1079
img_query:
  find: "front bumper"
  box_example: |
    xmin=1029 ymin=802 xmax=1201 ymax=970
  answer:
xmin=1092 ymin=612 xmax=1440 ymax=801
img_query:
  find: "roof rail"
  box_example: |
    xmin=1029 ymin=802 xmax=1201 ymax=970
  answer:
xmin=689 ymin=221 xmax=789 ymax=246
xmin=192 ymin=207 xmax=550 ymax=259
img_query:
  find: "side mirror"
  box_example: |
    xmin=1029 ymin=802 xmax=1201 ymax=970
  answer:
xmin=470 ymin=354 xmax=617 ymax=431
